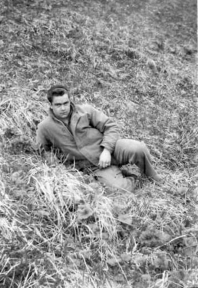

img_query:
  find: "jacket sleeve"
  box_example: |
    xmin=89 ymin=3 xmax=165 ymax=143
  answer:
xmin=86 ymin=105 xmax=120 ymax=153
xmin=36 ymin=123 xmax=52 ymax=153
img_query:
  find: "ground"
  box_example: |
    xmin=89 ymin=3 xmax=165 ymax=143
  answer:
xmin=0 ymin=0 xmax=197 ymax=287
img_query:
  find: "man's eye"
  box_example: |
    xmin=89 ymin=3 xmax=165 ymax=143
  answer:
xmin=55 ymin=102 xmax=68 ymax=107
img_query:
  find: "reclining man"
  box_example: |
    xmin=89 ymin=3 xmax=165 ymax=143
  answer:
xmin=36 ymin=85 xmax=162 ymax=192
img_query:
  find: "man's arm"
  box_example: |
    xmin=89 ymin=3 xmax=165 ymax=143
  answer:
xmin=36 ymin=124 xmax=52 ymax=153
xmin=85 ymin=105 xmax=120 ymax=168
xmin=36 ymin=124 xmax=58 ymax=166
xmin=87 ymin=105 xmax=120 ymax=152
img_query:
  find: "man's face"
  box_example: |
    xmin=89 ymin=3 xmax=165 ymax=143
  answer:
xmin=51 ymin=93 xmax=71 ymax=120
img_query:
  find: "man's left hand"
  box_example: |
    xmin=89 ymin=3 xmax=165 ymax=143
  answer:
xmin=98 ymin=148 xmax=111 ymax=169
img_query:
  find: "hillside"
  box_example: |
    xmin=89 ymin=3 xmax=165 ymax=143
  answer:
xmin=0 ymin=0 xmax=197 ymax=287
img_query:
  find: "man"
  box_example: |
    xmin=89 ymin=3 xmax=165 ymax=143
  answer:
xmin=36 ymin=84 xmax=162 ymax=192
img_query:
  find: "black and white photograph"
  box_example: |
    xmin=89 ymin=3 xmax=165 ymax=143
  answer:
xmin=0 ymin=0 xmax=197 ymax=287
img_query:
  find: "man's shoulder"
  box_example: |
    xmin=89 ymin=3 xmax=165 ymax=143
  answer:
xmin=37 ymin=116 xmax=52 ymax=130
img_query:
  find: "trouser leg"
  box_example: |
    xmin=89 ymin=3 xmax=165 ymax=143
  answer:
xmin=113 ymin=139 xmax=159 ymax=180
xmin=94 ymin=165 xmax=136 ymax=192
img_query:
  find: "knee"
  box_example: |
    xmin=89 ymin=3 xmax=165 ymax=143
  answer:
xmin=134 ymin=141 xmax=148 ymax=156
xmin=140 ymin=141 xmax=149 ymax=152
xmin=135 ymin=142 xmax=152 ymax=164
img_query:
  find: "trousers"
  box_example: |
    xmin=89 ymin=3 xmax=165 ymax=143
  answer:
xmin=93 ymin=139 xmax=159 ymax=192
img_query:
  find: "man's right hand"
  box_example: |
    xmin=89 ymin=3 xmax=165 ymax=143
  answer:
xmin=98 ymin=148 xmax=111 ymax=169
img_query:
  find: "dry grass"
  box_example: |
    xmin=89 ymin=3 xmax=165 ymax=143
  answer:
xmin=0 ymin=0 xmax=197 ymax=287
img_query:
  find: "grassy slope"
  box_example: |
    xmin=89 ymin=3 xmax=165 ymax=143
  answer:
xmin=0 ymin=0 xmax=197 ymax=287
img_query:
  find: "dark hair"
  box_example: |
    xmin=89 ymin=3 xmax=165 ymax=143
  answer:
xmin=47 ymin=85 xmax=70 ymax=103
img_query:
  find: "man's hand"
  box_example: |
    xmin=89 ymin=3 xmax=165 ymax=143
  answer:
xmin=98 ymin=148 xmax=111 ymax=169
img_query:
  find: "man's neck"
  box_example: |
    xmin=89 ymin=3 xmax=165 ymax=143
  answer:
xmin=62 ymin=117 xmax=69 ymax=126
